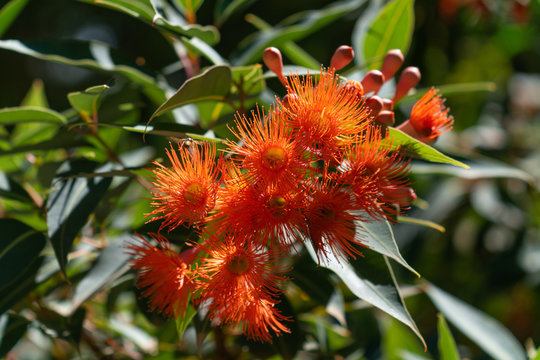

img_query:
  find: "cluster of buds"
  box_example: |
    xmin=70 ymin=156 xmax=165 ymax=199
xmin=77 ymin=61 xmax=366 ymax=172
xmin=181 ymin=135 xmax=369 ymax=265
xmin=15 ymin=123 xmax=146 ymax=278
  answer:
xmin=128 ymin=45 xmax=454 ymax=341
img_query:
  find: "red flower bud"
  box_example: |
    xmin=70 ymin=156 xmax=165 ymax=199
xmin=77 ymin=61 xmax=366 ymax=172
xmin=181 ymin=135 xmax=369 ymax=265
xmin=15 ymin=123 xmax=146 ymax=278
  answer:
xmin=263 ymin=47 xmax=287 ymax=86
xmin=393 ymin=66 xmax=421 ymax=102
xmin=380 ymin=49 xmax=404 ymax=81
xmin=330 ymin=45 xmax=354 ymax=70
xmin=361 ymin=70 xmax=385 ymax=94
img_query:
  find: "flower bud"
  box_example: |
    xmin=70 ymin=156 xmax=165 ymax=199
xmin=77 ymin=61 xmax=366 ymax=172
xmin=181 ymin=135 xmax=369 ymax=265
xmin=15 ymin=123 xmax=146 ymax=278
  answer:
xmin=365 ymin=96 xmax=383 ymax=116
xmin=341 ymin=80 xmax=364 ymax=101
xmin=281 ymin=93 xmax=298 ymax=109
xmin=330 ymin=45 xmax=354 ymax=70
xmin=393 ymin=66 xmax=421 ymax=102
xmin=361 ymin=70 xmax=385 ymax=94
xmin=374 ymin=110 xmax=395 ymax=126
xmin=263 ymin=47 xmax=287 ymax=86
xmin=384 ymin=186 xmax=417 ymax=208
xmin=381 ymin=98 xmax=393 ymax=111
xmin=380 ymin=49 xmax=404 ymax=81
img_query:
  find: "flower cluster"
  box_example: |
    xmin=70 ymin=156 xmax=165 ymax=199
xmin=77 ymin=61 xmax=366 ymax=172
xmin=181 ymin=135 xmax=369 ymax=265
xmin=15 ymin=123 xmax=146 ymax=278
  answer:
xmin=128 ymin=46 xmax=454 ymax=341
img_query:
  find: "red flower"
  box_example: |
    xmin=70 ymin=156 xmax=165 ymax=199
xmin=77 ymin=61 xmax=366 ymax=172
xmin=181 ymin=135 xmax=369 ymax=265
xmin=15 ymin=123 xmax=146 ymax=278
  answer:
xmin=197 ymin=235 xmax=290 ymax=341
xmin=127 ymin=233 xmax=195 ymax=318
xmin=148 ymin=142 xmax=220 ymax=230
xmin=401 ymin=87 xmax=454 ymax=143
xmin=226 ymin=107 xmax=309 ymax=188
xmin=283 ymin=68 xmax=371 ymax=161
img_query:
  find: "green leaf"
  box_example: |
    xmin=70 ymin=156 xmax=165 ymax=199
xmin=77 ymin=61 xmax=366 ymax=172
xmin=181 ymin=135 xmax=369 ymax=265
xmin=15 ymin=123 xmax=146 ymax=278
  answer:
xmin=214 ymin=0 xmax=252 ymax=27
xmin=0 ymin=131 xmax=89 ymax=156
xmin=437 ymin=314 xmax=460 ymax=360
xmin=0 ymin=173 xmax=32 ymax=203
xmin=231 ymin=64 xmax=265 ymax=96
xmin=21 ymin=79 xmax=48 ymax=107
xmin=0 ymin=255 xmax=43 ymax=314
xmin=0 ymin=39 xmax=164 ymax=98
xmin=383 ymin=318 xmax=428 ymax=360
xmin=399 ymin=82 xmax=497 ymax=103
xmin=0 ymin=0 xmax=29 ymax=38
xmin=77 ymin=0 xmax=219 ymax=45
xmin=46 ymin=160 xmax=113 ymax=276
xmin=0 ymin=219 xmax=46 ymax=291
xmin=426 ymin=283 xmax=527 ymax=360
xmin=233 ymin=0 xmax=366 ymax=65
xmin=70 ymin=238 xmax=131 ymax=313
xmin=387 ymin=127 xmax=469 ymax=168
xmin=174 ymin=0 xmax=205 ymax=14
xmin=411 ymin=158 xmax=534 ymax=184
xmin=302 ymin=236 xmax=425 ymax=345
xmin=0 ymin=106 xmax=66 ymax=125
xmin=362 ymin=0 xmax=414 ymax=70
xmin=355 ymin=214 xmax=419 ymax=276
xmin=397 ymin=216 xmax=445 ymax=233
xmin=180 ymin=37 xmax=226 ymax=65
xmin=150 ymin=65 xmax=232 ymax=120
xmin=0 ymin=313 xmax=30 ymax=357
xmin=175 ymin=304 xmax=197 ymax=341
xmin=68 ymin=85 xmax=109 ymax=116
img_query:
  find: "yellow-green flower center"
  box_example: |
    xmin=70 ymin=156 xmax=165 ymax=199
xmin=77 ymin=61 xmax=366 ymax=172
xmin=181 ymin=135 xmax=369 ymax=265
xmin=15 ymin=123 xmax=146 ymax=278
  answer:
xmin=262 ymin=146 xmax=287 ymax=170
xmin=184 ymin=183 xmax=205 ymax=205
xmin=227 ymin=255 xmax=250 ymax=275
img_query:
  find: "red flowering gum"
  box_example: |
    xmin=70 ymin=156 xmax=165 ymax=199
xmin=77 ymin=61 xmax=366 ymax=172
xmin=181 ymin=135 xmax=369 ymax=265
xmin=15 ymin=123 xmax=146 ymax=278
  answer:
xmin=226 ymin=107 xmax=308 ymax=187
xmin=148 ymin=142 xmax=220 ymax=230
xmin=127 ymin=233 xmax=195 ymax=318
xmin=197 ymin=236 xmax=290 ymax=341
xmin=304 ymin=176 xmax=367 ymax=260
xmin=283 ymin=68 xmax=371 ymax=161
xmin=399 ymin=87 xmax=454 ymax=143
xmin=338 ymin=127 xmax=411 ymax=219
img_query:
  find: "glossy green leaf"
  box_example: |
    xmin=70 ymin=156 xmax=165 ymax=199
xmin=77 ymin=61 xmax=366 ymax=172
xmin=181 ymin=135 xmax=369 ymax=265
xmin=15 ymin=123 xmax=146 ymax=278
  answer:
xmin=387 ymin=128 xmax=469 ymax=168
xmin=437 ymin=314 xmax=460 ymax=360
xmin=362 ymin=0 xmax=414 ymax=70
xmin=0 ymin=39 xmax=163 ymax=97
xmin=355 ymin=214 xmax=419 ymax=276
xmin=77 ymin=0 xmax=219 ymax=45
xmin=47 ymin=160 xmax=113 ymax=276
xmin=0 ymin=313 xmax=30 ymax=357
xmin=0 ymin=219 xmax=46 ymax=291
xmin=231 ymin=64 xmax=265 ymax=96
xmin=233 ymin=0 xmax=366 ymax=65
xmin=181 ymin=37 xmax=226 ymax=65
xmin=0 ymin=106 xmax=66 ymax=125
xmin=411 ymin=158 xmax=534 ymax=184
xmin=0 ymin=0 xmax=29 ymax=38
xmin=302 ymin=237 xmax=424 ymax=345
xmin=150 ymin=65 xmax=232 ymax=120
xmin=70 ymin=238 xmax=131 ymax=313
xmin=383 ymin=318 xmax=427 ymax=360
xmin=0 ymin=173 xmax=32 ymax=203
xmin=426 ymin=283 xmax=527 ymax=360
xmin=0 ymin=255 xmax=43 ymax=314
xmin=68 ymin=85 xmax=109 ymax=116
xmin=214 ymin=0 xmax=252 ymax=27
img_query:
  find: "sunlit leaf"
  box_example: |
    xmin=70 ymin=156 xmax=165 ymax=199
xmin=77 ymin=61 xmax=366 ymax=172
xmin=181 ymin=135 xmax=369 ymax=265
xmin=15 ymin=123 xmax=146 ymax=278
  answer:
xmin=0 ymin=106 xmax=66 ymax=125
xmin=47 ymin=160 xmax=113 ymax=276
xmin=150 ymin=65 xmax=232 ymax=121
xmin=426 ymin=283 xmax=527 ymax=360
xmin=387 ymin=128 xmax=469 ymax=168
xmin=233 ymin=0 xmax=366 ymax=65
xmin=0 ymin=313 xmax=30 ymax=357
xmin=68 ymin=85 xmax=109 ymax=117
xmin=355 ymin=214 xmax=419 ymax=276
xmin=411 ymin=158 xmax=534 ymax=184
xmin=383 ymin=318 xmax=427 ymax=360
xmin=0 ymin=219 xmax=46 ymax=291
xmin=362 ymin=0 xmax=414 ymax=70
xmin=0 ymin=0 xmax=29 ymax=38
xmin=437 ymin=314 xmax=460 ymax=360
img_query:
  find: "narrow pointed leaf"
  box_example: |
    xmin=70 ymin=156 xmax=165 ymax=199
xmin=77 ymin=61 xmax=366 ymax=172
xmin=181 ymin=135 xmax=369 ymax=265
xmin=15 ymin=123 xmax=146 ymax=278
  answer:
xmin=0 ymin=0 xmax=29 ymax=38
xmin=303 ymin=238 xmax=424 ymax=344
xmin=0 ymin=256 xmax=43 ymax=314
xmin=47 ymin=160 xmax=113 ymax=275
xmin=387 ymin=127 xmax=469 ymax=168
xmin=0 ymin=314 xmax=30 ymax=357
xmin=214 ymin=0 xmax=252 ymax=27
xmin=0 ymin=173 xmax=32 ymax=203
xmin=426 ymin=283 xmax=527 ymax=360
xmin=0 ymin=106 xmax=66 ymax=125
xmin=150 ymin=65 xmax=232 ymax=120
xmin=362 ymin=0 xmax=414 ymax=70
xmin=0 ymin=219 xmax=46 ymax=291
xmin=355 ymin=215 xmax=419 ymax=276
xmin=437 ymin=314 xmax=460 ymax=360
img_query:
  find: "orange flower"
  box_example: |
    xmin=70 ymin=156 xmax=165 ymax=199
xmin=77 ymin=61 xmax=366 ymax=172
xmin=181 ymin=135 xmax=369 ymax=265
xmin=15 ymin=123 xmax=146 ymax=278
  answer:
xmin=197 ymin=235 xmax=290 ymax=341
xmin=304 ymin=175 xmax=367 ymax=260
xmin=404 ymin=87 xmax=454 ymax=143
xmin=226 ymin=107 xmax=309 ymax=188
xmin=283 ymin=68 xmax=371 ymax=161
xmin=148 ymin=142 xmax=220 ymax=230
xmin=127 ymin=233 xmax=195 ymax=318
xmin=338 ymin=127 xmax=411 ymax=219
